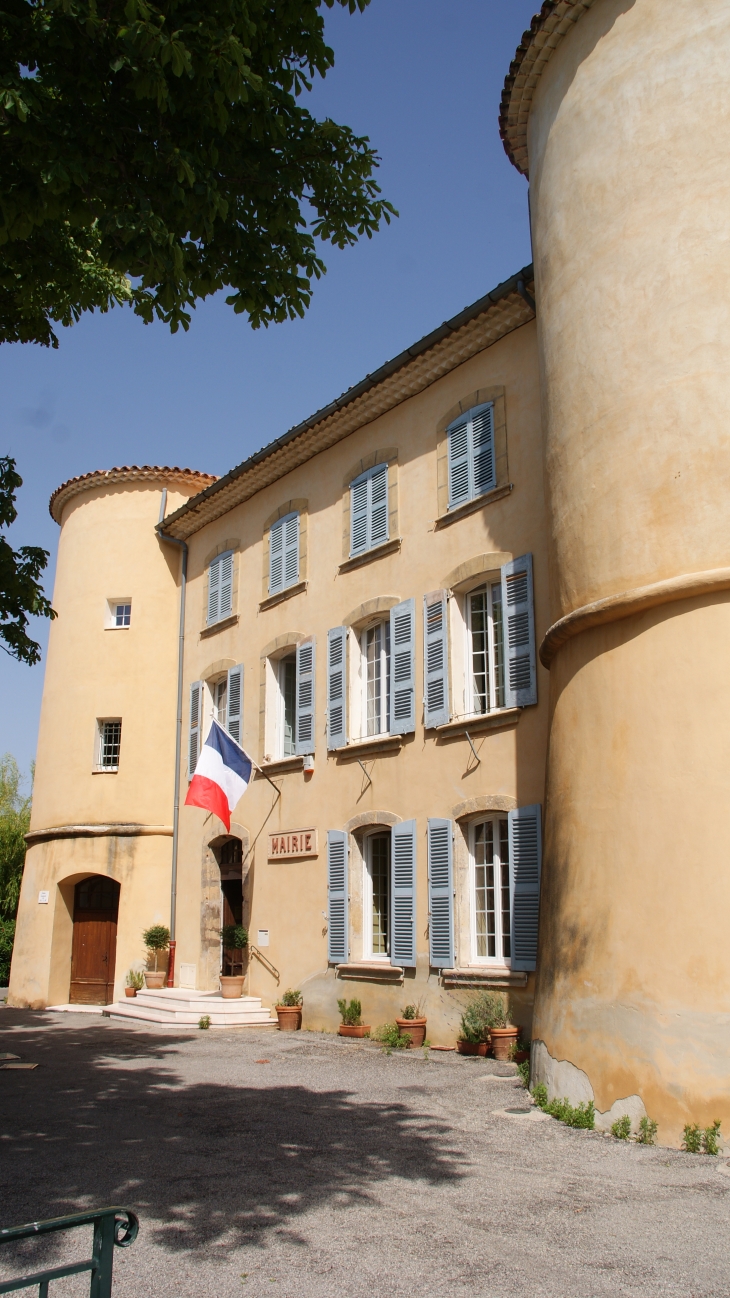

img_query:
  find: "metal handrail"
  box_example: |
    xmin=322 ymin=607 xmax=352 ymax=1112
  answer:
xmin=249 ymin=944 xmax=280 ymax=984
xmin=0 ymin=1206 xmax=138 ymax=1297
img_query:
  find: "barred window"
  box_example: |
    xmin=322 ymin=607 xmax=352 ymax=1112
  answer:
xmin=98 ymin=720 xmax=122 ymax=770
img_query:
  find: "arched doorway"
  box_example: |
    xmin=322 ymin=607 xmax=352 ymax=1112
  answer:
xmin=69 ymin=876 xmax=120 ymax=1004
xmin=218 ymin=838 xmax=244 ymax=976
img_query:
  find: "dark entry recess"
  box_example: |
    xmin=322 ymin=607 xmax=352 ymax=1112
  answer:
xmin=69 ymin=876 xmax=120 ymax=1004
xmin=218 ymin=838 xmax=244 ymax=975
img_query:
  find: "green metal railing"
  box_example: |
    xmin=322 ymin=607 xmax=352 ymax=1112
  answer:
xmin=0 ymin=1207 xmax=138 ymax=1297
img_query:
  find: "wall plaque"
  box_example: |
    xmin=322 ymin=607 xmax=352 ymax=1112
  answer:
xmin=268 ymin=828 xmax=318 ymax=860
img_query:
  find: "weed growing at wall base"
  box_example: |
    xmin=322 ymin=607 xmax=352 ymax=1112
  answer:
xmin=684 ymin=1121 xmax=722 ymax=1154
xmin=611 ymin=1115 xmax=632 ymax=1140
xmin=637 ymin=1116 xmax=658 ymax=1145
xmin=531 ymin=1084 xmax=595 ymax=1129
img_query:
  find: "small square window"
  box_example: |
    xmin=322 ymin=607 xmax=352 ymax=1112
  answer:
xmin=106 ymin=598 xmax=132 ymax=629
xmin=97 ymin=720 xmax=122 ymax=771
xmin=115 ymin=603 xmax=131 ymax=628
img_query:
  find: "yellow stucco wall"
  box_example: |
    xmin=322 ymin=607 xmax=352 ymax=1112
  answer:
xmin=526 ymin=0 xmax=730 ymax=1142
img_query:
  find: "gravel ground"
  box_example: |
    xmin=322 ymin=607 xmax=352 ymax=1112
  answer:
xmin=1 ymin=1009 xmax=729 ymax=1298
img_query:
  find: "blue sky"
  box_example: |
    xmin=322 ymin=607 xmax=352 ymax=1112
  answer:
xmin=0 ymin=0 xmax=537 ymax=777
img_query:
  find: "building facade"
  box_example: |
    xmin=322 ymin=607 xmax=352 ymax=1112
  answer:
xmin=10 ymin=0 xmax=730 ymax=1145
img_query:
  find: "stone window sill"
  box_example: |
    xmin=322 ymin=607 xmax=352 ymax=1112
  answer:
xmin=333 ymin=734 xmax=403 ymax=760
xmin=434 ymin=483 xmax=513 ymax=531
xmin=432 ymin=708 xmax=521 ymax=738
xmin=257 ymin=755 xmax=304 ymax=776
xmin=335 ymin=962 xmax=405 ymax=980
xmin=92 ymin=767 xmax=118 ymax=774
xmin=259 ymin=581 xmax=307 ymax=612
xmin=440 ymin=967 xmax=528 ymax=988
xmin=200 ymin=613 xmax=239 ymax=639
xmin=338 ymin=538 xmax=401 ymax=574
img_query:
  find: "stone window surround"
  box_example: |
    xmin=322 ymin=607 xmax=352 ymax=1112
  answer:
xmin=258 ymin=631 xmax=308 ymax=765
xmin=452 ymin=795 xmax=517 ymax=975
xmin=342 ymin=812 xmax=402 ymax=973
xmin=199 ymin=822 xmax=251 ymax=992
xmin=201 ymin=538 xmax=241 ymax=633
xmin=435 ymin=387 xmax=508 ymax=523
xmin=260 ymin=498 xmax=309 ymax=605
xmin=341 ymin=449 xmax=399 ymax=564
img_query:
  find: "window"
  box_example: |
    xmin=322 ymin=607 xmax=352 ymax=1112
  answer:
xmin=447 ymin=402 xmax=495 ymax=510
xmin=207 ymin=551 xmax=233 ymax=626
xmin=278 ymin=654 xmax=297 ymax=757
xmin=106 ymin=599 xmax=131 ymax=629
xmin=364 ymin=831 xmax=390 ymax=958
xmin=269 ymin=512 xmax=299 ymax=595
xmin=361 ymin=621 xmax=391 ymax=736
xmin=350 ymin=463 xmax=388 ymax=557
xmin=465 ymin=583 xmax=505 ymax=714
xmin=189 ymin=665 xmax=243 ymax=775
xmin=114 ymin=603 xmax=131 ymax=627
xmin=96 ymin=719 xmax=121 ymax=771
xmin=213 ymin=677 xmax=227 ymax=726
xmin=472 ymin=817 xmax=511 ymax=963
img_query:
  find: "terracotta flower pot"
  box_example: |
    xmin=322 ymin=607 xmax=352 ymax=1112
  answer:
xmin=220 ymin=975 xmax=244 ymax=999
xmin=514 ymin=1049 xmax=530 ymax=1065
xmin=276 ymin=1005 xmax=302 ymax=1030
xmin=396 ymin=1016 xmax=427 ymax=1047
xmin=338 ymin=1024 xmax=370 ymax=1038
xmin=457 ymin=1039 xmax=488 ymax=1056
xmin=489 ymin=1026 xmax=520 ymax=1062
xmin=124 ymin=987 xmax=137 ymax=998
xmin=144 ymin=971 xmax=166 ymax=990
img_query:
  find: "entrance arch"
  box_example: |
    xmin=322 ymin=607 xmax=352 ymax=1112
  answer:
xmin=217 ymin=837 xmax=244 ymax=976
xmin=69 ymin=876 xmax=120 ymax=1004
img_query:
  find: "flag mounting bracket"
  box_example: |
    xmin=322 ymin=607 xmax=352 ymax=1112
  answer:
xmin=464 ymin=731 xmax=481 ymax=768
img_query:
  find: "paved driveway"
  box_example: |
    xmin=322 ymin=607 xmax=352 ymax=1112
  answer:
xmin=0 ymin=1009 xmax=728 ymax=1297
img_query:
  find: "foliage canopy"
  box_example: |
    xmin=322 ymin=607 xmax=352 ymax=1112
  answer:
xmin=0 ymin=458 xmax=55 ymax=664
xmin=1 ymin=0 xmax=395 ymax=347
xmin=0 ymin=754 xmax=32 ymax=984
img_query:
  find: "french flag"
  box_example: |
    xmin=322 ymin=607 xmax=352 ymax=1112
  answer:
xmin=185 ymin=720 xmax=252 ymax=832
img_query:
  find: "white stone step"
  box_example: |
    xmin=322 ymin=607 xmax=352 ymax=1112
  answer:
xmin=103 ymin=988 xmax=277 ymax=1028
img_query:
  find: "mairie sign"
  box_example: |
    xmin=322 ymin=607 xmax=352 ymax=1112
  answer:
xmin=268 ymin=828 xmax=318 ymax=860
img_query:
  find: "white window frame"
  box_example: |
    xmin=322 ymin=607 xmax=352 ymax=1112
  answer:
xmin=264 ymin=651 xmax=297 ymax=761
xmin=359 ymin=620 xmax=391 ymax=738
xmin=105 ymin=599 xmax=132 ymax=630
xmin=350 ymin=463 xmax=389 ymax=557
xmin=470 ymin=815 xmax=511 ymax=967
xmin=362 ymin=829 xmax=391 ymax=962
xmin=207 ymin=550 xmax=234 ymax=627
xmin=95 ymin=718 xmax=122 ymax=772
xmin=461 ymin=580 xmax=505 ymax=717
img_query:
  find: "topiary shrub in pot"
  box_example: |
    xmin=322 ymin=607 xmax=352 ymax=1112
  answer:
xmin=396 ymin=999 xmax=427 ymax=1047
xmin=220 ymin=925 xmax=248 ymax=998
xmin=337 ymin=997 xmax=370 ymax=1038
xmin=142 ymin=925 xmax=170 ymax=989
xmin=276 ymin=988 xmax=303 ymax=1030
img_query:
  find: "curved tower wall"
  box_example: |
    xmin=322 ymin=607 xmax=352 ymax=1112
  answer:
xmin=525 ymin=0 xmax=730 ymax=1141
xmin=10 ymin=470 xmax=210 ymax=1007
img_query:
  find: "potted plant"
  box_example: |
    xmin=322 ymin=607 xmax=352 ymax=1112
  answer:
xmin=457 ymin=1002 xmax=489 ymax=1056
xmin=125 ymin=969 xmax=145 ymax=998
xmin=276 ymin=989 xmax=303 ymax=1030
xmin=510 ymin=1038 xmax=531 ymax=1065
xmin=337 ymin=998 xmax=370 ymax=1038
xmin=142 ymin=925 xmax=170 ymax=989
xmin=475 ymin=990 xmax=519 ymax=1061
xmin=396 ymin=999 xmax=427 ymax=1047
xmin=220 ymin=924 xmax=248 ymax=998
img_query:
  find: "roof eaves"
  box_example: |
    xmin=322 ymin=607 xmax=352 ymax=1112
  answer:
xmin=162 ymin=264 xmax=534 ymax=535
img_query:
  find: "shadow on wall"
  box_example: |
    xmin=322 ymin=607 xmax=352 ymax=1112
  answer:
xmin=0 ymin=1012 xmax=463 ymax=1267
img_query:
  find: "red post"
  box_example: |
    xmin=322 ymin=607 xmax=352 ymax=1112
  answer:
xmin=167 ymin=939 xmax=176 ymax=988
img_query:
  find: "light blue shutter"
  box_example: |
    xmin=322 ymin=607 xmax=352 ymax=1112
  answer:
xmin=284 ymin=512 xmax=300 ymax=588
xmin=509 ymin=804 xmax=542 ymax=972
xmin=295 ymin=638 xmax=315 ymax=755
xmin=447 ymin=415 xmax=470 ymax=509
xmin=390 ymin=598 xmax=416 ymax=735
xmin=327 ymin=830 xmax=349 ymax=963
xmin=471 ymin=403 xmax=495 ymax=496
xmin=423 ymin=590 xmax=450 ymax=728
xmin=219 ymin=551 xmax=233 ymax=619
xmin=501 ymin=553 xmax=537 ymax=708
xmin=269 ymin=518 xmax=284 ymax=594
xmin=350 ymin=476 xmax=369 ymax=555
xmin=428 ymin=818 xmax=454 ymax=968
xmin=369 ymin=464 xmax=389 ymax=547
xmin=327 ymin=627 xmax=347 ymax=749
xmin=390 ymin=820 xmax=416 ymax=968
xmin=226 ymin=665 xmax=243 ymax=745
xmin=207 ymin=557 xmax=220 ymax=624
xmin=188 ymin=681 xmax=202 ymax=776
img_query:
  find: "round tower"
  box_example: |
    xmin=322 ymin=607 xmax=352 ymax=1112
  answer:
xmin=10 ymin=466 xmax=214 ymax=1008
xmin=501 ymin=0 xmax=730 ymax=1141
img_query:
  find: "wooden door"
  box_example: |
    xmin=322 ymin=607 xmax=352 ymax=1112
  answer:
xmin=69 ymin=876 xmax=120 ymax=1004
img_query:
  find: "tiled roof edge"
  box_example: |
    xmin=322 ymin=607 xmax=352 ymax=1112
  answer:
xmin=49 ymin=465 xmax=217 ymax=524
